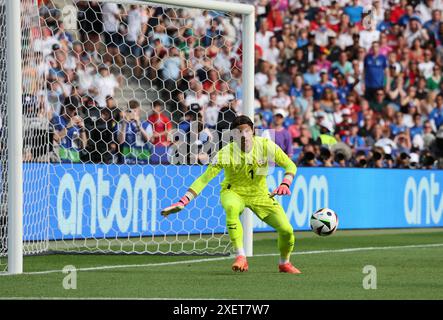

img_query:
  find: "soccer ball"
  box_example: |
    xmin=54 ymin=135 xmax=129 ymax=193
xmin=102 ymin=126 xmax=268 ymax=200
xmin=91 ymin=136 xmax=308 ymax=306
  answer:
xmin=310 ymin=208 xmax=339 ymax=236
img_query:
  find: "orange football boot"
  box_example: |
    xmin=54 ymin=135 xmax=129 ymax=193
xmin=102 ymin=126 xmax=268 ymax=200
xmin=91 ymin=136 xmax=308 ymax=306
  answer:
xmin=232 ymin=255 xmax=248 ymax=272
xmin=278 ymin=262 xmax=302 ymax=274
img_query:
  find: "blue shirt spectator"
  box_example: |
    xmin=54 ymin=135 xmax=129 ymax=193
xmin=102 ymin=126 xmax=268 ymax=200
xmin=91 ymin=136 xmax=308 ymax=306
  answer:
xmin=289 ymin=85 xmax=303 ymax=98
xmin=256 ymin=108 xmax=274 ymax=127
xmin=343 ymin=1 xmax=364 ymax=24
xmin=410 ymin=114 xmax=424 ymax=138
xmin=429 ymin=104 xmax=443 ymax=129
xmin=364 ymin=42 xmax=388 ymax=89
xmin=410 ymin=125 xmax=423 ymax=138
xmin=51 ymin=106 xmax=87 ymax=163
xmin=118 ymin=101 xmax=154 ymax=164
xmin=313 ymin=73 xmax=336 ymax=100
xmin=377 ymin=20 xmax=392 ymax=32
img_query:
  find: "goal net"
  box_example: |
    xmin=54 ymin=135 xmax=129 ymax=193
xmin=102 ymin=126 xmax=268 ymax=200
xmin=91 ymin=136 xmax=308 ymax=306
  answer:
xmin=0 ymin=0 xmax=255 ymax=273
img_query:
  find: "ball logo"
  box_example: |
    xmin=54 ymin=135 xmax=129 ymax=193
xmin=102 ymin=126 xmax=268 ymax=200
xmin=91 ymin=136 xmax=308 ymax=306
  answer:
xmin=404 ymin=174 xmax=443 ymax=225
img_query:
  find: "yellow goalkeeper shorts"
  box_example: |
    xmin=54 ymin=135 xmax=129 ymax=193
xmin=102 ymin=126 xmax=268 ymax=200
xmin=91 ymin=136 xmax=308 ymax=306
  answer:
xmin=220 ymin=188 xmax=287 ymax=221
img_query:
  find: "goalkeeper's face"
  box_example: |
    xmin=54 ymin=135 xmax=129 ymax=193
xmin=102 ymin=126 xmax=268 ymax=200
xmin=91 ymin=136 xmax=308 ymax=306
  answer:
xmin=233 ymin=124 xmax=254 ymax=152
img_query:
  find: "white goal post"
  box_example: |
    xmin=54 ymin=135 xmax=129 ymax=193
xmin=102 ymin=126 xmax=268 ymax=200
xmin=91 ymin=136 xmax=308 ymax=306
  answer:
xmin=2 ymin=0 xmax=255 ymax=275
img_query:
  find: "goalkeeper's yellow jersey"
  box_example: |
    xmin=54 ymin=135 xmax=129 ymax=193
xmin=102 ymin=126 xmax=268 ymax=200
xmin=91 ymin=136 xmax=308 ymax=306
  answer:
xmin=189 ymin=136 xmax=297 ymax=197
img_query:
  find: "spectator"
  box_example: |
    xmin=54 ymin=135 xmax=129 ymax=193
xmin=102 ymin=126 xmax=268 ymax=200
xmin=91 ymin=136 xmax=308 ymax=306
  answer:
xmin=410 ymin=113 xmax=424 ymax=138
xmin=263 ymin=36 xmax=281 ymax=66
xmin=124 ymin=5 xmax=149 ymax=79
xmin=343 ymin=0 xmax=364 ymax=25
xmin=416 ymin=0 xmax=436 ymax=23
xmin=90 ymin=65 xmax=121 ymax=108
xmin=102 ymin=2 xmax=123 ymax=66
xmin=419 ymin=49 xmax=436 ymax=79
xmin=118 ymin=100 xmax=153 ymax=164
xmin=318 ymin=147 xmax=334 ymax=167
xmin=314 ymin=18 xmax=336 ymax=48
xmin=390 ymin=112 xmax=408 ymax=136
xmin=332 ymin=51 xmax=353 ymax=79
xmin=148 ymin=100 xmax=172 ymax=146
xmin=288 ymin=51 xmax=305 ymax=76
xmin=51 ymin=102 xmax=88 ymax=163
xmin=87 ymin=107 xmax=118 ymax=164
xmin=313 ymin=71 xmax=335 ymax=100
xmin=271 ymin=85 xmax=291 ymax=111
xmin=270 ymin=109 xmax=293 ymax=158
xmin=298 ymin=144 xmax=319 ymax=167
xmin=426 ymin=64 xmax=442 ymax=91
xmin=405 ymin=16 xmax=430 ymax=47
xmin=302 ymin=32 xmax=322 ymax=63
xmin=368 ymin=146 xmax=386 ymax=168
xmin=341 ymin=123 xmax=366 ymax=148
xmin=364 ymin=41 xmax=388 ymax=101
xmin=76 ymin=0 xmax=102 ymax=51
xmin=429 ymin=93 xmax=443 ymax=130
xmin=318 ymin=119 xmax=337 ymax=146
xmin=256 ymin=19 xmax=274 ymax=54
xmin=203 ymin=93 xmax=220 ymax=130
xmin=423 ymin=9 xmax=442 ymax=41
xmin=216 ymin=102 xmax=237 ymax=146
xmin=359 ymin=22 xmax=381 ymax=52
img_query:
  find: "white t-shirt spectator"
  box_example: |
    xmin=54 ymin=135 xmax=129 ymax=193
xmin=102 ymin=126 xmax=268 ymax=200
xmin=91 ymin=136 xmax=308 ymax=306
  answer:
xmin=185 ymin=93 xmax=209 ymax=108
xmin=64 ymin=54 xmax=77 ymax=71
xmin=405 ymin=28 xmax=429 ymax=47
xmin=203 ymin=104 xmax=219 ymax=128
xmin=33 ymin=36 xmax=60 ymax=58
xmin=337 ymin=32 xmax=354 ymax=50
xmin=214 ymin=52 xmax=233 ymax=75
xmin=359 ymin=29 xmax=380 ymax=51
xmin=193 ymin=13 xmax=210 ymax=36
xmin=419 ymin=60 xmax=435 ymax=79
xmin=271 ymin=95 xmax=291 ymax=110
xmin=416 ymin=2 xmax=434 ymax=23
xmin=216 ymin=93 xmax=235 ymax=107
xmin=263 ymin=46 xmax=280 ymax=66
xmin=126 ymin=7 xmax=148 ymax=42
xmin=77 ymin=66 xmax=95 ymax=95
xmin=315 ymin=28 xmax=336 ymax=47
xmin=254 ymin=72 xmax=268 ymax=89
xmin=102 ymin=3 xmax=120 ymax=33
xmin=161 ymin=56 xmax=181 ymax=80
xmin=256 ymin=31 xmax=274 ymax=52
xmin=258 ymin=80 xmax=278 ymax=99
xmin=93 ymin=73 xmax=119 ymax=107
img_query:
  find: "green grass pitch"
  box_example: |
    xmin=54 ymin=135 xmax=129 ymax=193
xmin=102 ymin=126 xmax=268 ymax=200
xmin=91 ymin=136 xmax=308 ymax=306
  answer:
xmin=1 ymin=228 xmax=442 ymax=300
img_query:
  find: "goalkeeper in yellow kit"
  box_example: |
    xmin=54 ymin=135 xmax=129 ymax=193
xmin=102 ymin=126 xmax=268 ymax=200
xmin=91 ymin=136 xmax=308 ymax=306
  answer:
xmin=161 ymin=115 xmax=301 ymax=274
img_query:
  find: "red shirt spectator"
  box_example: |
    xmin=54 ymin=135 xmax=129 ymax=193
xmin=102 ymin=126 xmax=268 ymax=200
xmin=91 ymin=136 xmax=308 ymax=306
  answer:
xmin=267 ymin=8 xmax=283 ymax=33
xmin=148 ymin=101 xmax=172 ymax=146
xmin=203 ymin=69 xmax=223 ymax=93
xmin=390 ymin=4 xmax=406 ymax=24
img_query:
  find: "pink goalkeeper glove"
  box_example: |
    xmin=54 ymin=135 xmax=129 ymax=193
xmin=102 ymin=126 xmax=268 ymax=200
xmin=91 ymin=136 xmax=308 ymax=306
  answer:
xmin=270 ymin=177 xmax=293 ymax=198
xmin=161 ymin=195 xmax=190 ymax=217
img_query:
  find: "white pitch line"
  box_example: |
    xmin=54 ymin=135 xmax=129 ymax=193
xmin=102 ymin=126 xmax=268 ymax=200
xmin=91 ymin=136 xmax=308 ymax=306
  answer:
xmin=0 ymin=297 xmax=226 ymax=300
xmin=1 ymin=243 xmax=442 ymax=277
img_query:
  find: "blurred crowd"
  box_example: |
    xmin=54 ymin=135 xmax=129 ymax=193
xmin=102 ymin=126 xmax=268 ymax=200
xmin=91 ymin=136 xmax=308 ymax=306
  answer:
xmin=19 ymin=0 xmax=443 ymax=168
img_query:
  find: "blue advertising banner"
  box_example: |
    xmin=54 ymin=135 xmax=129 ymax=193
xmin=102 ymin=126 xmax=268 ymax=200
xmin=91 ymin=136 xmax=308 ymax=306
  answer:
xmin=23 ymin=164 xmax=443 ymax=240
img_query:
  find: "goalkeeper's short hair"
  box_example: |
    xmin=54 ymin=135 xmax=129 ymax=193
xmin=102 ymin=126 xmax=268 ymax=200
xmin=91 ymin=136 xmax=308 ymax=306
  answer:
xmin=231 ymin=115 xmax=254 ymax=130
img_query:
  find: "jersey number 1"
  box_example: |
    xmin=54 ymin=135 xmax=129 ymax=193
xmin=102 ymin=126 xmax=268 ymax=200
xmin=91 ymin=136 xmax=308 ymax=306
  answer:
xmin=249 ymin=169 xmax=254 ymax=180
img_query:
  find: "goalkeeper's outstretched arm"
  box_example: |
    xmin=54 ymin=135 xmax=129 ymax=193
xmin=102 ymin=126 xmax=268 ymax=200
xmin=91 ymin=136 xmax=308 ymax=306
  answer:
xmin=161 ymin=163 xmax=222 ymax=217
xmin=268 ymin=139 xmax=297 ymax=197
